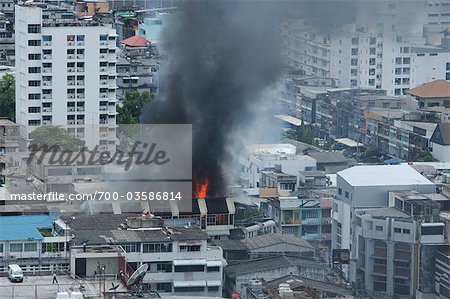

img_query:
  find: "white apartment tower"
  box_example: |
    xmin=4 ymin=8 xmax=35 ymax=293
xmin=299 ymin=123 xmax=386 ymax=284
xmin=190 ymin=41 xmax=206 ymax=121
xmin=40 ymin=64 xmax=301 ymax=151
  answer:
xmin=15 ymin=4 xmax=118 ymax=151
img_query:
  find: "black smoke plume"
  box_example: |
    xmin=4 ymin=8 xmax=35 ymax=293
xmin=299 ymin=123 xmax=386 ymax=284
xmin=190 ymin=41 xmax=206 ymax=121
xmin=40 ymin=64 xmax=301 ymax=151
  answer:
xmin=142 ymin=1 xmax=284 ymax=196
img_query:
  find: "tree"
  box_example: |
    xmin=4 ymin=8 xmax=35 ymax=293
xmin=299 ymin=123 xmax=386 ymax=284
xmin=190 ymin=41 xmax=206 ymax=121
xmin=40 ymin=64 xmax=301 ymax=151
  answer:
xmin=0 ymin=74 xmax=15 ymax=120
xmin=29 ymin=126 xmax=85 ymax=152
xmin=364 ymin=146 xmax=380 ymax=158
xmin=117 ymin=90 xmax=155 ymax=124
xmin=414 ymin=150 xmax=436 ymax=162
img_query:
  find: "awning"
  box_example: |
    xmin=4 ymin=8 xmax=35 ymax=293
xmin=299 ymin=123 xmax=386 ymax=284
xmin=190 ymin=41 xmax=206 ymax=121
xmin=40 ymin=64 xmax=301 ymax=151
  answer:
xmin=206 ymin=280 xmax=222 ymax=287
xmin=206 ymin=261 xmax=223 ymax=267
xmin=173 ymin=259 xmax=206 ymax=266
xmin=173 ymin=281 xmax=207 ymax=287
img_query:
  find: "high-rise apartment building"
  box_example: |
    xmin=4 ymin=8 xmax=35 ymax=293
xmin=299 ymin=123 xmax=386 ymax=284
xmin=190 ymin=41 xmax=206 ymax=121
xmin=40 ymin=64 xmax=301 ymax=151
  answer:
xmin=283 ymin=1 xmax=450 ymax=96
xmin=15 ymin=4 xmax=118 ymax=150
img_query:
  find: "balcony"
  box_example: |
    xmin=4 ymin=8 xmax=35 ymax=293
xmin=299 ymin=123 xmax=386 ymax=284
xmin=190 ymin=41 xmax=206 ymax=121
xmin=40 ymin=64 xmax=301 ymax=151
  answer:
xmin=77 ymin=94 xmax=85 ymax=99
xmin=42 ymin=68 xmax=52 ymax=73
xmin=43 ymin=41 xmax=52 ymax=46
xmin=77 ymin=81 xmax=85 ymax=86
xmin=100 ymin=80 xmax=108 ymax=85
xmin=394 ymin=267 xmax=410 ymax=278
xmin=77 ymin=107 xmax=85 ymax=112
xmin=68 ymin=81 xmax=76 ymax=86
xmin=100 ymin=54 xmax=107 ymax=59
xmin=67 ymin=54 xmax=75 ymax=59
xmin=76 ymin=55 xmax=85 ymax=59
xmin=77 ymin=41 xmax=85 ymax=46
xmin=68 ymin=94 xmax=75 ymax=99
xmin=42 ymin=94 xmax=52 ymax=100
xmin=99 ymin=106 xmax=108 ymax=111
xmin=67 ymin=41 xmax=75 ymax=46
xmin=42 ymin=107 xmax=52 ymax=113
xmin=43 ymin=55 xmax=52 ymax=60
xmin=100 ymin=93 xmax=108 ymax=98
xmin=100 ymin=67 xmax=107 ymax=72
xmin=42 ymin=120 xmax=52 ymax=125
xmin=67 ymin=67 xmax=75 ymax=73
xmin=67 ymin=107 xmax=75 ymax=112
xmin=100 ymin=41 xmax=108 ymax=46
xmin=76 ymin=120 xmax=85 ymax=125
xmin=77 ymin=67 xmax=85 ymax=72
xmin=99 ymin=119 xmax=108 ymax=124
xmin=42 ymin=81 xmax=52 ymax=87
xmin=68 ymin=120 xmax=75 ymax=125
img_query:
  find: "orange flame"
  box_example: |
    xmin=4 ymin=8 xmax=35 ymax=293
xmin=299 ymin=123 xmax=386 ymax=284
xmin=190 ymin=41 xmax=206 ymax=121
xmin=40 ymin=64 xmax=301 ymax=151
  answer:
xmin=194 ymin=179 xmax=209 ymax=198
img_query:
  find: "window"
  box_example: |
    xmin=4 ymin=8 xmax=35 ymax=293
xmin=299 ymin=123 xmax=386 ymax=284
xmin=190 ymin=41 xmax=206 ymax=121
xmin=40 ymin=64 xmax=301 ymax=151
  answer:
xmin=99 ymin=34 xmax=108 ymax=41
xmin=10 ymin=243 xmax=23 ymax=252
xmin=207 ymin=266 xmax=220 ymax=272
xmin=421 ymin=225 xmax=443 ymax=235
xmin=375 ymin=225 xmax=383 ymax=231
xmin=77 ymin=49 xmax=84 ymax=55
xmin=394 ymin=227 xmax=402 ymax=233
xmin=370 ymin=48 xmax=376 ymax=55
xmin=344 ymin=191 xmax=349 ymax=198
xmin=369 ymin=79 xmax=375 ymax=86
xmin=351 ymin=69 xmax=358 ymax=76
xmin=351 ymin=48 xmax=358 ymax=55
xmin=28 ymin=93 xmax=41 ymax=100
xmin=67 ymin=35 xmax=75 ymax=42
xmin=28 ymin=24 xmax=41 ymax=33
xmin=179 ymin=245 xmax=201 ymax=252
xmin=208 ymin=286 xmax=219 ymax=292
xmin=403 ymin=57 xmax=410 ymax=64
xmin=28 ymin=120 xmax=41 ymax=126
xmin=43 ymin=35 xmax=52 ymax=42
xmin=174 ymin=265 xmax=204 ymax=272
xmin=369 ymin=58 xmax=376 ymax=65
xmin=43 ymin=49 xmax=52 ymax=55
xmin=395 ymin=78 xmax=401 ymax=85
xmin=174 ymin=287 xmax=204 ymax=293
xmin=28 ymin=107 xmax=41 ymax=113
xmin=142 ymin=243 xmax=172 ymax=253
xmin=338 ymin=188 xmax=342 ymax=195
xmin=395 ymin=68 xmax=402 ymax=75
xmin=100 ymin=48 xmax=108 ymax=53
xmin=446 ymin=73 xmax=450 ymax=81
xmin=351 ymin=58 xmax=358 ymax=66
xmin=77 ymin=35 xmax=85 ymax=41
xmin=351 ymin=37 xmax=358 ymax=45
xmin=369 ymin=68 xmax=375 ymax=75
xmin=395 ymin=57 xmax=402 ymax=64
xmin=28 ymin=80 xmax=40 ymax=87
xmin=28 ymin=40 xmax=41 ymax=46
xmin=156 ymin=283 xmax=172 ymax=292
xmin=24 ymin=243 xmax=37 ymax=252
xmin=121 ymin=243 xmax=140 ymax=253
xmin=447 ymin=63 xmax=450 ymax=71
xmin=28 ymin=67 xmax=41 ymax=73
xmin=67 ymin=49 xmax=75 ymax=55
xmin=370 ymin=37 xmax=376 ymax=45
xmin=28 ymin=54 xmax=41 ymax=60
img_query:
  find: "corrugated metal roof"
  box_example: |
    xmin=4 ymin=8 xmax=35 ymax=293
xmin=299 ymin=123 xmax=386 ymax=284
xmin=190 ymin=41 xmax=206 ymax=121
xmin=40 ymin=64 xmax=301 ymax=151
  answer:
xmin=0 ymin=215 xmax=53 ymax=241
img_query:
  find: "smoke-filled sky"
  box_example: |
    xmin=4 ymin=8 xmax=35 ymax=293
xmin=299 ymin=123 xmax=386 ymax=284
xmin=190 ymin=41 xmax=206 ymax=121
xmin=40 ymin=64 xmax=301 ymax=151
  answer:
xmin=142 ymin=0 xmax=424 ymax=196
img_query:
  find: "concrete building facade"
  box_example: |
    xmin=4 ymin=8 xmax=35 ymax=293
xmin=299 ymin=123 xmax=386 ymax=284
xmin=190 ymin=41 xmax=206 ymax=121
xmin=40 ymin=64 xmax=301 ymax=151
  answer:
xmin=15 ymin=4 xmax=118 ymax=151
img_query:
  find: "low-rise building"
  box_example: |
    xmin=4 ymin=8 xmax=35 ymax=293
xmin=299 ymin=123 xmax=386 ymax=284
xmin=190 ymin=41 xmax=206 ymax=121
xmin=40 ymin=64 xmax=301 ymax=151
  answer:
xmin=0 ymin=214 xmax=71 ymax=273
xmin=213 ymin=233 xmax=317 ymax=261
xmin=224 ymin=255 xmax=331 ymax=298
xmin=63 ymin=214 xmax=226 ymax=297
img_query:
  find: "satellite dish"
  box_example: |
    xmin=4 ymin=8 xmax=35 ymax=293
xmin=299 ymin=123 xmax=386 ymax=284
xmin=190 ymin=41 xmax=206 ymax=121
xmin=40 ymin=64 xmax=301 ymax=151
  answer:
xmin=126 ymin=263 xmax=148 ymax=289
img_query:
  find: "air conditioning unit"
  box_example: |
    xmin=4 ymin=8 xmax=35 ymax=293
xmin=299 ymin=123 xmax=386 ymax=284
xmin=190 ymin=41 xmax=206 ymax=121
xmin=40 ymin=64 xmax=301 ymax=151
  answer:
xmin=68 ymin=55 xmax=75 ymax=59
xmin=68 ymin=95 xmax=75 ymax=99
xmin=68 ymin=69 xmax=73 ymax=72
xmin=43 ymin=82 xmax=50 ymax=86
xmin=68 ymin=107 xmax=75 ymax=112
xmin=77 ymin=82 xmax=83 ymax=85
xmin=68 ymin=82 xmax=75 ymax=85
xmin=68 ymin=120 xmax=75 ymax=125
xmin=42 ymin=108 xmax=50 ymax=112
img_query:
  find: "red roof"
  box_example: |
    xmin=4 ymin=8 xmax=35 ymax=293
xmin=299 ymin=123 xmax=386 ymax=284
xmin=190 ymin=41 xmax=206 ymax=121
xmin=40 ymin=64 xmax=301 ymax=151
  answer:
xmin=407 ymin=80 xmax=450 ymax=98
xmin=121 ymin=35 xmax=150 ymax=47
